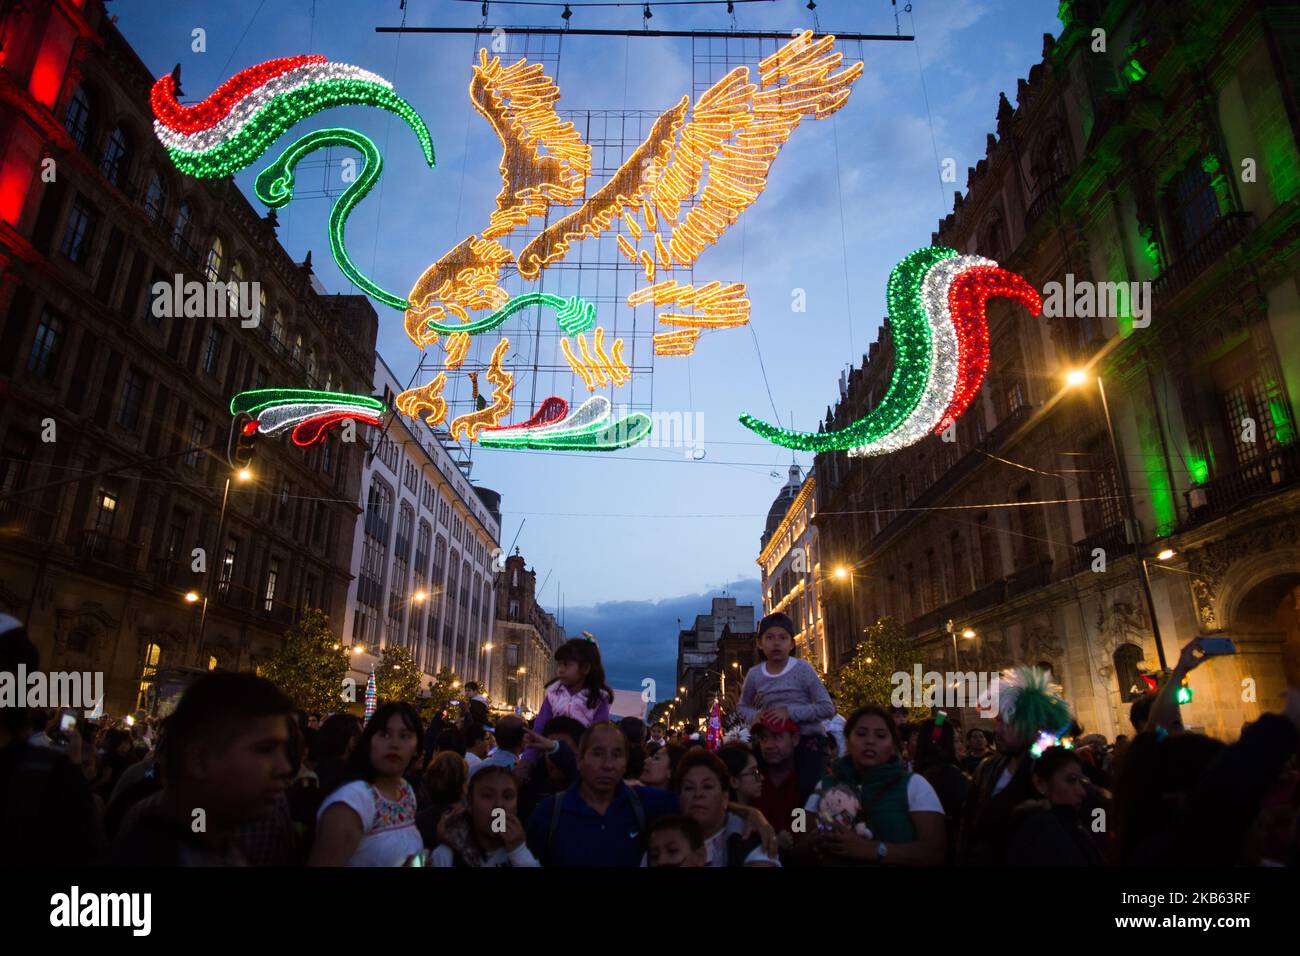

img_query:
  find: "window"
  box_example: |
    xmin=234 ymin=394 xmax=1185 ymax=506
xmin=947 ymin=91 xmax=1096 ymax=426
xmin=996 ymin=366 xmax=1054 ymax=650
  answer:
xmin=263 ymin=558 xmax=279 ymax=612
xmin=506 ymin=643 xmax=519 ymax=668
xmin=136 ymin=642 xmax=161 ymax=711
xmin=271 ymin=310 xmax=286 ymax=347
xmin=26 ymin=311 xmax=64 ymax=379
xmin=100 ymin=126 xmax=130 ymax=187
xmin=1168 ymin=158 xmax=1220 ymax=255
xmin=119 ymin=367 xmax=147 ymax=430
xmin=63 ymin=87 xmax=93 ymax=152
xmin=171 ymin=201 xmax=192 ymax=251
xmin=0 ymin=429 xmax=35 ymax=498
xmin=92 ymin=488 xmax=117 ymax=538
xmin=59 ymin=195 xmax=96 ymax=264
xmin=228 ymin=260 xmax=244 ymax=315
xmin=204 ymin=237 xmax=223 ymax=282
xmin=1114 ymin=643 xmax=1146 ymax=703
xmin=978 ymin=514 xmax=1000 ymax=585
xmin=185 ymin=415 xmax=208 ymax=468
xmin=415 ymin=522 xmax=431 ymax=575
xmin=202 ymin=325 xmax=224 ymax=375
xmin=364 ymin=478 xmax=393 ymax=546
xmin=509 ymin=599 xmax=519 ymax=619
xmin=218 ymin=541 xmax=237 ymax=594
xmin=252 ymin=365 xmax=267 ymax=390
xmin=1006 ymin=379 xmax=1025 ymax=415
xmin=143 ymin=171 xmax=167 ymax=223
xmin=396 ymin=502 xmax=414 ymax=562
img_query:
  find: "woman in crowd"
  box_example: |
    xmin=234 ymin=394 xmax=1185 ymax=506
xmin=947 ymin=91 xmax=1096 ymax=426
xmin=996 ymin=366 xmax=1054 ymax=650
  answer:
xmin=717 ymin=742 xmax=763 ymax=806
xmin=1006 ymin=746 xmax=1103 ymax=865
xmin=431 ymin=764 xmax=539 ymax=867
xmin=800 ymin=706 xmax=945 ymax=866
xmin=417 ymin=750 xmax=467 ymax=848
xmin=911 ymin=716 xmax=970 ymax=864
xmin=640 ymin=741 xmax=686 ymax=789
xmin=309 ymin=703 xmax=424 ymax=867
xmin=670 ymin=749 xmax=780 ymax=866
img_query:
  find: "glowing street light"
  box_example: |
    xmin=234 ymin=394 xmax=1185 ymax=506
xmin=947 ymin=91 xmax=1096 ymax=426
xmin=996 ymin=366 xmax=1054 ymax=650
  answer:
xmin=1065 ymin=368 xmax=1089 ymax=388
xmin=961 ymin=627 xmax=977 ymax=639
xmin=184 ymin=591 xmax=200 ymax=603
xmin=236 ymin=467 xmax=253 ymax=482
xmin=413 ymin=590 xmax=428 ymax=603
xmin=1156 ymin=548 xmax=1176 ymax=561
xmin=834 ymin=566 xmax=848 ymax=580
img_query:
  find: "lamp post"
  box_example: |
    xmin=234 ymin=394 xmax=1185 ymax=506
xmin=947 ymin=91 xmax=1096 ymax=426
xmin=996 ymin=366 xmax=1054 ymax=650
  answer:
xmin=1067 ymin=370 xmax=1169 ymax=671
xmin=946 ymin=620 xmax=976 ymax=672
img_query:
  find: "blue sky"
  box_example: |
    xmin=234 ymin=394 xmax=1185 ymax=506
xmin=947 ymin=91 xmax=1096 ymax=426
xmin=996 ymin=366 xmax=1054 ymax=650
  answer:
xmin=118 ymin=0 xmax=1063 ymax=693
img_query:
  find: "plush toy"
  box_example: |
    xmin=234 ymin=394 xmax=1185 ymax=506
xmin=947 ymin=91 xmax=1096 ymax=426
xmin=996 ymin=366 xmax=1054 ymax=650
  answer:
xmin=816 ymin=783 xmax=872 ymax=838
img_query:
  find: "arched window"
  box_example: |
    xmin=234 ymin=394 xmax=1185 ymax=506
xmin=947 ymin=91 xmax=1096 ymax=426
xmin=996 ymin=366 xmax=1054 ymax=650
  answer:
xmin=1113 ymin=643 xmax=1146 ymax=703
xmin=63 ymin=86 xmax=93 ymax=152
xmin=100 ymin=125 xmax=131 ymax=187
xmin=982 ymin=218 xmax=1005 ymax=261
xmin=204 ymin=236 xmax=223 ymax=281
xmin=271 ymin=309 xmax=285 ymax=347
xmin=143 ymin=171 xmax=167 ymax=223
xmin=292 ymin=332 xmax=304 ymax=365
xmin=228 ymin=259 xmax=244 ymax=314
xmin=305 ymin=346 xmax=317 ymax=379
xmin=1167 ymin=157 xmax=1220 ymax=255
xmin=254 ymin=288 xmax=266 ymax=329
xmin=136 ymin=641 xmax=161 ymax=710
xmin=172 ymin=201 xmax=192 ymax=251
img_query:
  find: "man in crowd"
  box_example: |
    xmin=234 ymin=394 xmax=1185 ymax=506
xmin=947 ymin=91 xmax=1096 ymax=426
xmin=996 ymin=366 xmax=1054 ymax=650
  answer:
xmin=960 ymin=727 xmax=992 ymax=775
xmin=749 ymin=714 xmax=814 ymax=835
xmin=112 ymin=672 xmax=294 ymax=865
xmin=464 ymin=722 xmax=490 ymax=769
xmin=482 ymin=715 xmax=527 ymax=770
xmin=0 ymin=616 xmax=102 ymax=866
xmin=526 ymin=721 xmax=676 ymax=866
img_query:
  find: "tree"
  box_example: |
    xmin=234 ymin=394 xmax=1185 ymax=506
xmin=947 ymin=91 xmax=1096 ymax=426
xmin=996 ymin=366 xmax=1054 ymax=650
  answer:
xmin=830 ymin=616 xmax=926 ymax=717
xmin=417 ymin=668 xmax=463 ymax=723
xmin=260 ymin=609 xmax=348 ymax=714
xmin=375 ymin=643 xmax=421 ymax=703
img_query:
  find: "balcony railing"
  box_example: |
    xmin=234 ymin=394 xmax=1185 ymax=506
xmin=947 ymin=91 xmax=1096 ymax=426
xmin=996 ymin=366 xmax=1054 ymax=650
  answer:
xmin=1025 ymin=174 xmax=1068 ymax=226
xmin=1006 ymin=556 xmax=1053 ymax=598
xmin=1071 ymin=521 xmax=1133 ymax=574
xmin=1153 ymin=212 xmax=1252 ymax=300
xmin=0 ymin=502 xmax=57 ymax=543
xmin=1182 ymin=441 xmax=1300 ymax=529
xmin=75 ymin=531 xmax=141 ymax=570
xmin=905 ymin=576 xmax=1007 ymax=637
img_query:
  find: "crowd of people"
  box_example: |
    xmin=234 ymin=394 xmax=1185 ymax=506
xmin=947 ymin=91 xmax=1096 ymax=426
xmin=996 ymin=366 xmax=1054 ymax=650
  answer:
xmin=2 ymin=610 xmax=1298 ymax=868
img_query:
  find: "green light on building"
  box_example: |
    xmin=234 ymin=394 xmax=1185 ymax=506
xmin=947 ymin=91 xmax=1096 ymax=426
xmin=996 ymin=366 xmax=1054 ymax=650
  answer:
xmin=1186 ymin=456 xmax=1209 ymax=485
xmin=1123 ymin=59 xmax=1148 ymax=83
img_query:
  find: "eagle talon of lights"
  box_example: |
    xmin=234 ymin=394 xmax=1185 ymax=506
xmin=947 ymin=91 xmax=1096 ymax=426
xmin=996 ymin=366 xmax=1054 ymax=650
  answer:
xmin=740 ymin=247 xmax=1042 ymax=456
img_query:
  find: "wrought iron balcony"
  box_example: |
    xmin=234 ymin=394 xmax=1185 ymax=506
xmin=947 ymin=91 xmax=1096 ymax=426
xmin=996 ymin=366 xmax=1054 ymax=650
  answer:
xmin=905 ymin=576 xmax=1007 ymax=637
xmin=0 ymin=502 xmax=57 ymax=543
xmin=1182 ymin=441 xmax=1300 ymax=529
xmin=1072 ymin=521 xmax=1134 ymax=574
xmin=75 ymin=530 xmax=141 ymax=569
xmin=1153 ymin=212 xmax=1252 ymax=300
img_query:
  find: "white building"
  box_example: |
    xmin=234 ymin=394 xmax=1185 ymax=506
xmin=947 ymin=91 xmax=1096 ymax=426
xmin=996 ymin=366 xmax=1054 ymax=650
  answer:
xmin=758 ymin=464 xmax=826 ymax=671
xmin=344 ymin=355 xmax=502 ymax=688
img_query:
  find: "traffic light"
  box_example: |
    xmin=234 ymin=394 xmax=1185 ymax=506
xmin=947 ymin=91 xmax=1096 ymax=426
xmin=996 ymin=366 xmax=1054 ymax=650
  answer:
xmin=227 ymin=412 xmax=258 ymax=470
xmin=1175 ymin=678 xmax=1193 ymax=705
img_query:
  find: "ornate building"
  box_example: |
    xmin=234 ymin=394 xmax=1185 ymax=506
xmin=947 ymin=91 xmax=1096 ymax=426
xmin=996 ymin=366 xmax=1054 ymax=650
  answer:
xmin=814 ymin=0 xmax=1300 ymax=739
xmin=0 ymin=1 xmax=377 ymax=712
xmin=757 ymin=464 xmax=826 ymax=670
xmin=489 ymin=550 xmax=564 ymax=715
xmin=343 ymin=354 xmax=501 ymax=691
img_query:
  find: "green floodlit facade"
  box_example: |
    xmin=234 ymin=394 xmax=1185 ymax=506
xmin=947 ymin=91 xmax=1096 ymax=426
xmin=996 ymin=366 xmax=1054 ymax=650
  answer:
xmin=805 ymin=0 xmax=1300 ymax=743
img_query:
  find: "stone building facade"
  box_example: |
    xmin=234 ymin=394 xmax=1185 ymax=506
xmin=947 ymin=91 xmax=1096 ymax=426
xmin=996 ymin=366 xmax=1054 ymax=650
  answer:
xmin=0 ymin=0 xmax=377 ymax=713
xmin=489 ymin=551 xmax=564 ymax=715
xmin=814 ymin=0 xmax=1300 ymax=739
xmin=757 ymin=464 xmax=827 ymax=671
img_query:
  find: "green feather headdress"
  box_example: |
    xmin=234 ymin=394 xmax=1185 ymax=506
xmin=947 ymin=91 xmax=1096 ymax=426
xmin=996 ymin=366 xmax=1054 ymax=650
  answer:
xmin=996 ymin=665 xmax=1071 ymax=739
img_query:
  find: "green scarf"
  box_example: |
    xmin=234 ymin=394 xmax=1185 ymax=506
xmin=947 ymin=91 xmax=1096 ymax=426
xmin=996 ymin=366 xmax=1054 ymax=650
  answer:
xmin=820 ymin=756 xmax=916 ymax=844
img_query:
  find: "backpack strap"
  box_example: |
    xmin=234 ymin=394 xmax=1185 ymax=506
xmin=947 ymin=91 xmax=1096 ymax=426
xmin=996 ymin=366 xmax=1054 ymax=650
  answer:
xmin=625 ymin=784 xmax=646 ymax=836
xmin=545 ymin=786 xmax=569 ymax=865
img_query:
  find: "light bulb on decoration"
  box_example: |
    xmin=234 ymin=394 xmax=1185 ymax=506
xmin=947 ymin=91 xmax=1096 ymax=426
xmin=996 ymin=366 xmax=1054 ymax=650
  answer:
xmin=230 ymin=388 xmax=384 ymax=447
xmin=740 ymin=248 xmax=1041 ymax=455
xmin=332 ymin=643 xmax=341 ymax=650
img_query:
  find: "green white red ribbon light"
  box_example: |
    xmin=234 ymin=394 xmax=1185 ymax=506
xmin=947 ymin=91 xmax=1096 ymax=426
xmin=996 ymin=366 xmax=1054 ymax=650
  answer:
xmin=230 ymin=388 xmax=385 ymax=447
xmin=740 ymin=247 xmax=1041 ymax=455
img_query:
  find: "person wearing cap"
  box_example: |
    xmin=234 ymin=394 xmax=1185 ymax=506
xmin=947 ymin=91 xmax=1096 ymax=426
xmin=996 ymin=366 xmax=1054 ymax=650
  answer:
xmin=749 ymin=713 xmax=809 ymax=836
xmin=737 ymin=612 xmax=835 ymax=799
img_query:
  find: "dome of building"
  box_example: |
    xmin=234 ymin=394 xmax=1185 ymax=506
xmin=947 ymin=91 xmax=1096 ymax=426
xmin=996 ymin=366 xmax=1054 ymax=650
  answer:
xmin=761 ymin=464 xmax=803 ymax=549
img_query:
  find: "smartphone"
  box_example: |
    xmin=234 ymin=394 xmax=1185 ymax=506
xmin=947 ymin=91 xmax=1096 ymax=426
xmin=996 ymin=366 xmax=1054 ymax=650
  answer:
xmin=1199 ymin=637 xmax=1236 ymax=657
xmin=59 ymin=712 xmax=77 ymax=734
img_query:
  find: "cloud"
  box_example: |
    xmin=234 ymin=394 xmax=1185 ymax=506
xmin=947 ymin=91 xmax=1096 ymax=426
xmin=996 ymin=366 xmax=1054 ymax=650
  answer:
xmin=562 ymin=578 xmax=763 ymax=696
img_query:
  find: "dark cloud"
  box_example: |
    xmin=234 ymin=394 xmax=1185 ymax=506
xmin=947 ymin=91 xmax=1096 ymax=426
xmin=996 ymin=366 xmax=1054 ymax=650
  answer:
xmin=563 ymin=578 xmax=763 ymax=704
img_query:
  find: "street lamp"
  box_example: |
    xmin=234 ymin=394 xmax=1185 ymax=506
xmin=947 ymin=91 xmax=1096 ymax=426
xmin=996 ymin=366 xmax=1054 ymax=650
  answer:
xmin=236 ymin=467 xmax=253 ymax=482
xmin=946 ymin=619 xmax=976 ymax=672
xmin=184 ymin=591 xmax=199 ymax=603
xmin=1065 ymin=369 xmax=1170 ymax=670
xmin=412 ymin=590 xmax=428 ymax=604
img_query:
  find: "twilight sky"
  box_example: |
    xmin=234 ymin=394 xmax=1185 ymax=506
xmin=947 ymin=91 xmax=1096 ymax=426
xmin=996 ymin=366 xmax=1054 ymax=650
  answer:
xmin=118 ymin=0 xmax=1063 ymax=694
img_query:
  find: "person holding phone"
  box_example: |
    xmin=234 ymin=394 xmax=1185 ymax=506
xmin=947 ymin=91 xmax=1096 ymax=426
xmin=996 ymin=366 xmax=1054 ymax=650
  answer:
xmin=1143 ymin=636 xmax=1236 ymax=735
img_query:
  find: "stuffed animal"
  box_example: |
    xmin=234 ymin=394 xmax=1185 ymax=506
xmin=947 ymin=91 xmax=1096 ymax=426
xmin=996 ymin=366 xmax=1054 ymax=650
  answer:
xmin=816 ymin=783 xmax=872 ymax=838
